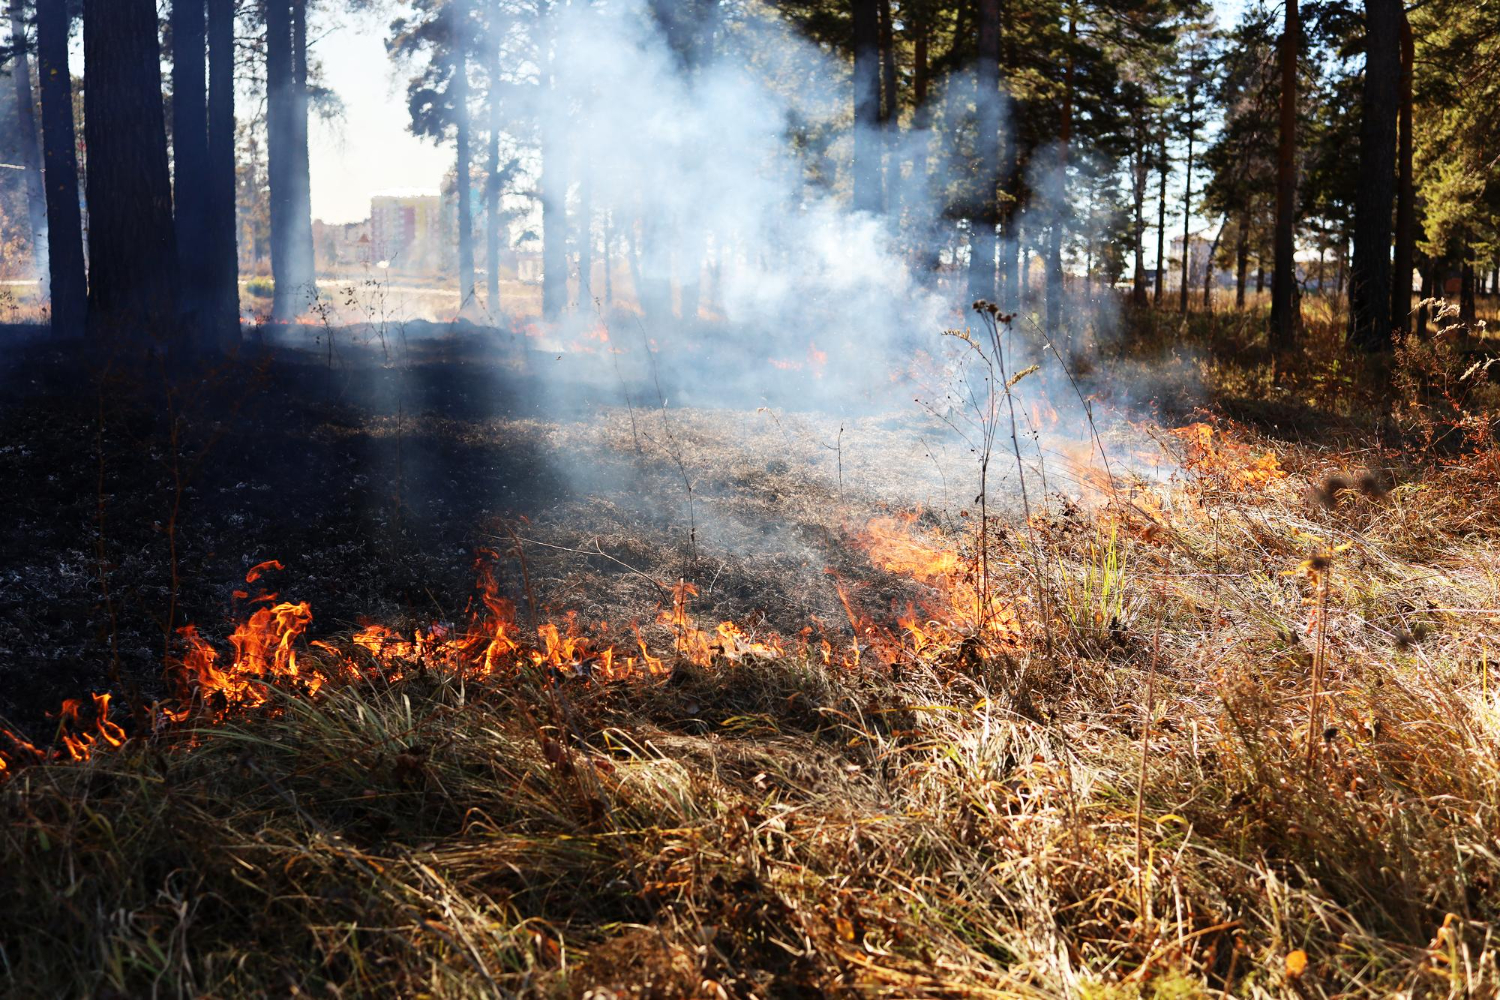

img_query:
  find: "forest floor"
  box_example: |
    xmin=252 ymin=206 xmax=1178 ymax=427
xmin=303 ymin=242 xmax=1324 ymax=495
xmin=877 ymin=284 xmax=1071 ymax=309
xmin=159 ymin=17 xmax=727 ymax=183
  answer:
xmin=2 ymin=302 xmax=1500 ymax=998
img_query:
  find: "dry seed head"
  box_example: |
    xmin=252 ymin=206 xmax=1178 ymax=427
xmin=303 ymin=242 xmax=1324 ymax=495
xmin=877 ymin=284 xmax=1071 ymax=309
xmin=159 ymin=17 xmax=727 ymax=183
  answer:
xmin=1313 ymin=475 xmax=1350 ymax=509
xmin=1357 ymin=470 xmax=1389 ymax=499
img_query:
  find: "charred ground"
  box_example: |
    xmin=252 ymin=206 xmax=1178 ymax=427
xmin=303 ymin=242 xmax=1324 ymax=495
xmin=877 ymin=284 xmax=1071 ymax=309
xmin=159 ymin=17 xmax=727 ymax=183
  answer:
xmin=0 ymin=322 xmax=959 ymax=734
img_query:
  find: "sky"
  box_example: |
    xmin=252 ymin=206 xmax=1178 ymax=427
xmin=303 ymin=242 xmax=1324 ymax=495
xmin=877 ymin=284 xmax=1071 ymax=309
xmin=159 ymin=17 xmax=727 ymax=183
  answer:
xmin=307 ymin=9 xmax=451 ymax=224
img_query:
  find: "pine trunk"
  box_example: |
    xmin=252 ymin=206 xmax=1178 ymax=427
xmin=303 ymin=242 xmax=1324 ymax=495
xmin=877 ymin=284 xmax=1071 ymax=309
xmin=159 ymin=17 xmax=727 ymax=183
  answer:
xmin=1269 ymin=0 xmax=1299 ymax=350
xmin=1154 ymin=133 xmax=1167 ymax=305
xmin=287 ymin=0 xmax=315 ymax=314
xmin=82 ymin=0 xmax=180 ymax=341
xmin=7 ymin=1 xmax=48 ymax=269
xmin=207 ymin=0 xmax=240 ymax=342
xmin=877 ymin=0 xmax=896 ymax=214
xmin=851 ymin=0 xmax=881 ymax=214
xmin=1390 ymin=10 xmax=1415 ymax=334
xmin=454 ymin=3 xmax=476 ymax=309
xmin=1235 ymin=214 xmax=1249 ymax=309
xmin=1348 ymin=0 xmax=1399 ymax=353
xmin=1460 ymin=260 xmax=1476 ymax=325
xmin=577 ymin=171 xmax=592 ymax=311
xmin=1046 ymin=12 xmax=1075 ymax=337
xmin=266 ymin=0 xmax=293 ymax=317
xmin=1178 ymin=122 xmax=1193 ymax=314
xmin=486 ymin=0 xmax=503 ymax=316
xmin=1131 ymin=141 xmax=1148 ymax=306
xmin=968 ymin=0 xmax=1001 ymax=304
xmin=35 ymin=0 xmax=85 ymax=338
xmin=173 ymin=0 xmax=213 ymax=341
xmin=539 ymin=3 xmax=566 ymax=320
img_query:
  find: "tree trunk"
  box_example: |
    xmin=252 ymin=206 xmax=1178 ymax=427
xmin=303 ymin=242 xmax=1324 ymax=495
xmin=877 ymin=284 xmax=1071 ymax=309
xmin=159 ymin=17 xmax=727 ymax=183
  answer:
xmin=486 ymin=0 xmax=503 ymax=316
xmin=1046 ymin=10 xmax=1075 ymax=336
xmin=173 ymin=0 xmax=213 ymax=340
xmin=1256 ymin=261 xmax=1264 ymax=294
xmin=851 ymin=0 xmax=881 ymax=214
xmin=603 ymin=212 xmax=613 ymax=305
xmin=1336 ymin=236 xmax=1346 ymax=297
xmin=539 ymin=2 xmax=566 ymax=321
xmin=577 ymin=169 xmax=592 ymax=310
xmin=910 ymin=12 xmax=938 ymax=279
xmin=1131 ymin=139 xmax=1148 ymax=306
xmin=968 ymin=0 xmax=1001 ymax=304
xmin=1154 ymin=132 xmax=1167 ymax=305
xmin=1416 ymin=261 xmax=1431 ymax=336
xmin=35 ymin=0 xmax=85 ymax=338
xmin=998 ymin=0 xmax=1020 ymax=313
xmin=1460 ymin=259 xmax=1476 ymax=325
xmin=266 ymin=0 xmax=293 ymax=316
xmin=207 ymin=0 xmax=240 ymax=342
xmin=1390 ymin=9 xmax=1414 ymax=334
xmin=1202 ymin=215 xmax=1224 ymax=310
xmin=1269 ymin=0 xmax=1299 ymax=350
xmin=877 ymin=0 xmax=896 ymax=214
xmin=1178 ymin=106 xmax=1194 ymax=315
xmin=1235 ymin=213 xmax=1249 ymax=309
xmin=1348 ymin=0 xmax=1399 ymax=353
xmin=7 ymin=1 xmax=48 ymax=270
xmin=82 ymin=0 xmax=180 ymax=341
xmin=286 ymin=0 xmax=315 ymax=314
xmin=454 ymin=1 xmax=476 ymax=309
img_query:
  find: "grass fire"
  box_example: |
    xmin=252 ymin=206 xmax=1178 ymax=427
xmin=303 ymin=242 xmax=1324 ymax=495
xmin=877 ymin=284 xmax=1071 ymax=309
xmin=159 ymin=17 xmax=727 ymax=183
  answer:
xmin=4 ymin=0 xmax=1500 ymax=996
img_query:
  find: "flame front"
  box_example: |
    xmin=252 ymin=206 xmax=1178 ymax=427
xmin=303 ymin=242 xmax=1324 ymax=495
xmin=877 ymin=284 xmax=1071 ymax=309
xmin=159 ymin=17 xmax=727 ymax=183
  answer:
xmin=0 ymin=517 xmax=1015 ymax=777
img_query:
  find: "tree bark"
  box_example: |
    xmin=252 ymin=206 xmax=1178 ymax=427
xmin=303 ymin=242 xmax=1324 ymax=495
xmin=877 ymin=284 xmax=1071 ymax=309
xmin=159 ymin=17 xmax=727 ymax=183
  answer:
xmin=851 ymin=0 xmax=881 ymax=213
xmin=1390 ymin=9 xmax=1414 ymax=334
xmin=82 ymin=0 xmax=180 ymax=341
xmin=603 ymin=211 xmax=613 ymax=305
xmin=1269 ymin=0 xmax=1299 ymax=351
xmin=1460 ymin=259 xmax=1476 ymax=325
xmin=266 ymin=0 xmax=293 ymax=316
xmin=910 ymin=11 xmax=938 ymax=278
xmin=577 ymin=168 xmax=592 ymax=310
xmin=877 ymin=0 xmax=896 ymax=214
xmin=207 ymin=0 xmax=240 ymax=342
xmin=998 ymin=0 xmax=1020 ymax=312
xmin=35 ymin=0 xmax=85 ymax=338
xmin=1416 ymin=260 xmax=1431 ymax=336
xmin=1178 ymin=101 xmax=1194 ymax=314
xmin=1202 ymin=214 xmax=1224 ymax=310
xmin=1154 ymin=132 xmax=1167 ymax=305
xmin=173 ymin=0 xmax=213 ymax=339
xmin=453 ymin=0 xmax=476 ymax=308
xmin=286 ymin=0 xmax=315 ymax=314
xmin=1131 ymin=136 xmax=1148 ymax=306
xmin=1046 ymin=10 xmax=1075 ymax=336
xmin=539 ymin=1 xmax=566 ymax=321
xmin=1348 ymin=0 xmax=1399 ymax=353
xmin=968 ymin=0 xmax=1001 ymax=304
xmin=1234 ymin=213 xmax=1249 ymax=309
xmin=486 ymin=0 xmax=503 ymax=316
xmin=7 ymin=1 xmax=48 ymax=270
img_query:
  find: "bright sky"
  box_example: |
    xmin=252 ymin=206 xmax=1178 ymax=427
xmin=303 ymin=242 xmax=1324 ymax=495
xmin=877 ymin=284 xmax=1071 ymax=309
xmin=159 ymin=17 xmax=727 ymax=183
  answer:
xmin=308 ymin=10 xmax=450 ymax=224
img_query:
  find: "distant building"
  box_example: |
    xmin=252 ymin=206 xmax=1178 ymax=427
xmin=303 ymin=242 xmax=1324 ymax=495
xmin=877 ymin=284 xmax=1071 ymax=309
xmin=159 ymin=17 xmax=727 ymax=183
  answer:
xmin=312 ymin=218 xmax=373 ymax=273
xmin=370 ymin=189 xmax=449 ymax=274
xmin=1168 ymin=225 xmax=1222 ymax=292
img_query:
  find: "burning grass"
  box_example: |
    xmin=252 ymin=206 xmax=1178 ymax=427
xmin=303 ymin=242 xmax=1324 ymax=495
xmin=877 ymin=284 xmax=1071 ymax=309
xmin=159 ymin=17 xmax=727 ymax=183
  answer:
xmin=4 ymin=313 xmax=1500 ymax=996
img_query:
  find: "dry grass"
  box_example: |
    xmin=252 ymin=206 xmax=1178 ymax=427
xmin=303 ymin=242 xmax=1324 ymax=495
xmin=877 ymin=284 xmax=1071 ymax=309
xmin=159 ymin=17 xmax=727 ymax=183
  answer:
xmin=4 ymin=305 xmax=1500 ymax=998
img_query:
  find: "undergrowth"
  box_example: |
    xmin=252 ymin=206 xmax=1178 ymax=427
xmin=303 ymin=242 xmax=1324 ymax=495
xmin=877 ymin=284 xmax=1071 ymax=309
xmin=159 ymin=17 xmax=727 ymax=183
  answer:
xmin=3 ymin=303 xmax=1500 ymax=998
